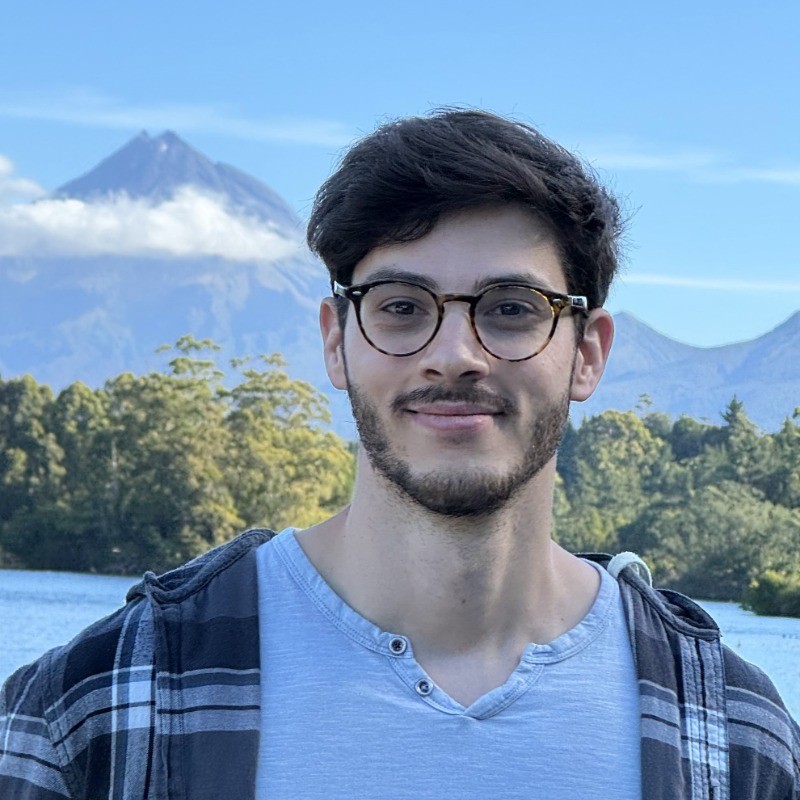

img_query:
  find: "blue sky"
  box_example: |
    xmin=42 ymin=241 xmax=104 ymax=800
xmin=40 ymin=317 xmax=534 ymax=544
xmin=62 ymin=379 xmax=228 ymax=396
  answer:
xmin=1 ymin=1 xmax=798 ymax=347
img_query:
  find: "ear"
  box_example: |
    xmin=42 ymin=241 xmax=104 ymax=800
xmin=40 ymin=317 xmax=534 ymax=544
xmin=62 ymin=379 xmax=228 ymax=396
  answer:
xmin=570 ymin=309 xmax=614 ymax=402
xmin=320 ymin=297 xmax=348 ymax=390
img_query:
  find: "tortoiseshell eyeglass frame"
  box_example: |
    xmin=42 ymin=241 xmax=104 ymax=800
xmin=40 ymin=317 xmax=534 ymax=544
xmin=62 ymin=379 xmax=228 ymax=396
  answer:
xmin=332 ymin=279 xmax=589 ymax=361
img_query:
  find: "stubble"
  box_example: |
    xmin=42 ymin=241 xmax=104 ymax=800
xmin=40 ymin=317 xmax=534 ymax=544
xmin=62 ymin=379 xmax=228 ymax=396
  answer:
xmin=346 ymin=378 xmax=571 ymax=518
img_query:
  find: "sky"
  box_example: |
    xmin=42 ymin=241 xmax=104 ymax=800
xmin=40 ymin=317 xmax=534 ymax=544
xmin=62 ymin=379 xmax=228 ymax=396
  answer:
xmin=1 ymin=0 xmax=798 ymax=348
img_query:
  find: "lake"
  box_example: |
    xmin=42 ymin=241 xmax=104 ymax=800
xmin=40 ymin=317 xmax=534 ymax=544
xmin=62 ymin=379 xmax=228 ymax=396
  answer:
xmin=1 ymin=568 xmax=799 ymax=719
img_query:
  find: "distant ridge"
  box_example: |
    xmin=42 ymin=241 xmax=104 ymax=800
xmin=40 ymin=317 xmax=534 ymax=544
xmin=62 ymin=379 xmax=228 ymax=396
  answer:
xmin=55 ymin=130 xmax=301 ymax=231
xmin=606 ymin=312 xmax=697 ymax=376
xmin=580 ymin=310 xmax=800 ymax=430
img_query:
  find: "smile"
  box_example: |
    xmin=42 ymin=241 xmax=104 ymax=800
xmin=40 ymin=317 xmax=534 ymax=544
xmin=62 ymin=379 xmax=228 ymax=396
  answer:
xmin=405 ymin=403 xmax=501 ymax=432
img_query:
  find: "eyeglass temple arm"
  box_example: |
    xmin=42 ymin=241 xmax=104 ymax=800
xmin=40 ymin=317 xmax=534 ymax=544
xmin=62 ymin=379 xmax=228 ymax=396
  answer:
xmin=564 ymin=295 xmax=589 ymax=314
xmin=332 ymin=281 xmax=355 ymax=298
xmin=571 ymin=296 xmax=588 ymax=309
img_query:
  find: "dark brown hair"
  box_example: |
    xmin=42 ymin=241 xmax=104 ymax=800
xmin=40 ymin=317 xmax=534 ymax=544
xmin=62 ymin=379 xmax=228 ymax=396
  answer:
xmin=308 ymin=109 xmax=624 ymax=310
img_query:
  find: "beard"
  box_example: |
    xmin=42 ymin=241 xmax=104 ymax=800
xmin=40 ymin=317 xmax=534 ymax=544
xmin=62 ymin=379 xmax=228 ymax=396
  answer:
xmin=346 ymin=377 xmax=571 ymax=518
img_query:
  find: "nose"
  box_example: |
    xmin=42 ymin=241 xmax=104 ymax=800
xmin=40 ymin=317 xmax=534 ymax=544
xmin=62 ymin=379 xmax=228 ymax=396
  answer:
xmin=416 ymin=301 xmax=491 ymax=381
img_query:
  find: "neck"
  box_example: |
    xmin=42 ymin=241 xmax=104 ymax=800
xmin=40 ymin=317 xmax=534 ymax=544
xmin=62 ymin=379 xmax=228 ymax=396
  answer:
xmin=297 ymin=455 xmax=599 ymax=705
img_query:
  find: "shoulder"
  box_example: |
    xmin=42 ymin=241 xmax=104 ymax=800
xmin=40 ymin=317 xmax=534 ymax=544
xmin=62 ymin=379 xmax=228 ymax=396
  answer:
xmin=1 ymin=528 xmax=275 ymax=798
xmin=608 ymin=556 xmax=800 ymax=793
xmin=7 ymin=528 xmax=274 ymax=705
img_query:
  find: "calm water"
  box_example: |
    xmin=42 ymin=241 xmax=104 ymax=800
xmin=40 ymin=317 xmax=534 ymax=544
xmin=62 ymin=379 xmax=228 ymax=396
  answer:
xmin=1 ymin=569 xmax=798 ymax=719
xmin=0 ymin=568 xmax=136 ymax=682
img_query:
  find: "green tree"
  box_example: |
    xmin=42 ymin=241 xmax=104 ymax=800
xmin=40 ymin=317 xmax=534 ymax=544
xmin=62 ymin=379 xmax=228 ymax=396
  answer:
xmin=719 ymin=397 xmax=769 ymax=485
xmin=0 ymin=340 xmax=358 ymax=573
xmin=224 ymin=354 xmax=355 ymax=532
xmin=640 ymin=409 xmax=673 ymax=443
xmin=669 ymin=415 xmax=715 ymax=462
xmin=101 ymin=338 xmax=241 ymax=572
xmin=619 ymin=481 xmax=800 ymax=601
xmin=6 ymin=382 xmax=116 ymax=571
xmin=678 ymin=399 xmax=773 ymax=497
xmin=555 ymin=420 xmax=579 ymax=493
xmin=0 ymin=377 xmax=66 ymax=566
xmin=560 ymin=410 xmax=669 ymax=552
xmin=760 ymin=415 xmax=800 ymax=509
xmin=743 ymin=570 xmax=800 ymax=617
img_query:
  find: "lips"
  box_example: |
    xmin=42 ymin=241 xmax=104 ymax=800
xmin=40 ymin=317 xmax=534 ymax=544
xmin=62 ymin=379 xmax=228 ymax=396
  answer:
xmin=405 ymin=402 xmax=501 ymax=432
xmin=406 ymin=402 xmax=501 ymax=416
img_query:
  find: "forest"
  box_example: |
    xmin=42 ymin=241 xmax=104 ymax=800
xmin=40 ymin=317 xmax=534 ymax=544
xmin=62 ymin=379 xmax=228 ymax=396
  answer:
xmin=555 ymin=399 xmax=800 ymax=616
xmin=1 ymin=337 xmax=798 ymax=617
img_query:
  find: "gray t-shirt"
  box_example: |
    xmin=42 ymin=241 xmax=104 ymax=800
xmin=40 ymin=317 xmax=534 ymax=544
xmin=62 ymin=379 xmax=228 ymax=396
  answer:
xmin=256 ymin=528 xmax=641 ymax=798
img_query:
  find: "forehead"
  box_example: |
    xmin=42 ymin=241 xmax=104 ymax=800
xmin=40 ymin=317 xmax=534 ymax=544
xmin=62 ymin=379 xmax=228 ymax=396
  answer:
xmin=351 ymin=206 xmax=566 ymax=293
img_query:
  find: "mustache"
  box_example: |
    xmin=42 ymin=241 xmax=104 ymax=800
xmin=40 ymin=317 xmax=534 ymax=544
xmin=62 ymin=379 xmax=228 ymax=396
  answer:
xmin=391 ymin=386 xmax=516 ymax=415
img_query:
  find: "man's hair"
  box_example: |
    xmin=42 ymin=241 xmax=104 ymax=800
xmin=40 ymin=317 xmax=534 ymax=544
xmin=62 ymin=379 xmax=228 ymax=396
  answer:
xmin=307 ymin=108 xmax=624 ymax=311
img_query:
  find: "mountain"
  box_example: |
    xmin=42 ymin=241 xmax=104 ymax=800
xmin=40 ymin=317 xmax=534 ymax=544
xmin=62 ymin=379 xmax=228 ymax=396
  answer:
xmin=579 ymin=311 xmax=800 ymax=430
xmin=0 ymin=131 xmax=355 ymax=434
xmin=54 ymin=131 xmax=301 ymax=232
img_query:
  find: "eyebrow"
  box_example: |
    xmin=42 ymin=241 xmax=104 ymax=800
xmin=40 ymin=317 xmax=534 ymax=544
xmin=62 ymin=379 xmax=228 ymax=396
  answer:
xmin=359 ymin=266 xmax=564 ymax=295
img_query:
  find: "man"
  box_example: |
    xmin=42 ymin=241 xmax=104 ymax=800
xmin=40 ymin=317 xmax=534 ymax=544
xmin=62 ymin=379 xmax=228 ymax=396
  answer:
xmin=1 ymin=110 xmax=798 ymax=799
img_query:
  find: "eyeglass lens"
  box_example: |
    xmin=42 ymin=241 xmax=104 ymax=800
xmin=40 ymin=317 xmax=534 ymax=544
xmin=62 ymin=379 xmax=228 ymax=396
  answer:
xmin=358 ymin=283 xmax=555 ymax=360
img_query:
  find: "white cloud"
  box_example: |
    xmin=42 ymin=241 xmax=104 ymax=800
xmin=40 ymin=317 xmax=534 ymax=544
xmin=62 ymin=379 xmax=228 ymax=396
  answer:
xmin=706 ymin=167 xmax=800 ymax=186
xmin=0 ymin=153 xmax=46 ymax=204
xmin=584 ymin=137 xmax=800 ymax=187
xmin=0 ymin=186 xmax=304 ymax=262
xmin=0 ymin=89 xmax=353 ymax=148
xmin=0 ymin=187 xmax=326 ymax=308
xmin=587 ymin=144 xmax=719 ymax=173
xmin=621 ymin=272 xmax=800 ymax=292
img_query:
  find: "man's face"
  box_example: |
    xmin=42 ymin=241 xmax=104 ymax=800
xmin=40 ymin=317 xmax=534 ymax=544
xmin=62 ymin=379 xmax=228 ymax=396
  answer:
xmin=322 ymin=206 xmax=602 ymax=517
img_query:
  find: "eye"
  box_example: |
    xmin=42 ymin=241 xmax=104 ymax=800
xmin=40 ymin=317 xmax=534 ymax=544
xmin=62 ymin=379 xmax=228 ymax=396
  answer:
xmin=478 ymin=287 xmax=552 ymax=324
xmin=364 ymin=282 xmax=435 ymax=324
xmin=490 ymin=301 xmax=531 ymax=316
xmin=484 ymin=299 xmax=540 ymax=317
xmin=380 ymin=299 xmax=422 ymax=316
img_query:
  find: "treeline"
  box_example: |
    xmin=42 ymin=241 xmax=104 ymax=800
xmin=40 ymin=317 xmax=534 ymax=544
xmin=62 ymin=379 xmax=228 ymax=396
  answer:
xmin=0 ymin=337 xmax=354 ymax=575
xmin=1 ymin=343 xmax=799 ymax=616
xmin=555 ymin=399 xmax=800 ymax=615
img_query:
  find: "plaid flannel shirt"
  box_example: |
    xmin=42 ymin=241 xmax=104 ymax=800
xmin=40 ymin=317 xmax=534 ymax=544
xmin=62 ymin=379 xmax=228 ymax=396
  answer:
xmin=2 ymin=529 xmax=799 ymax=799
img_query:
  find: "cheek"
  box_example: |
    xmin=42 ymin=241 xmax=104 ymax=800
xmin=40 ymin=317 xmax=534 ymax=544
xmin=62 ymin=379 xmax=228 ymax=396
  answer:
xmin=536 ymin=340 xmax=578 ymax=385
xmin=342 ymin=336 xmax=395 ymax=391
xmin=511 ymin=362 xmax=574 ymax=411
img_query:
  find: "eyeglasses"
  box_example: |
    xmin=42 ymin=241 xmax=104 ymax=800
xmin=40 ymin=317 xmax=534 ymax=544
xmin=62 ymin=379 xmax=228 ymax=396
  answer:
xmin=332 ymin=279 xmax=588 ymax=361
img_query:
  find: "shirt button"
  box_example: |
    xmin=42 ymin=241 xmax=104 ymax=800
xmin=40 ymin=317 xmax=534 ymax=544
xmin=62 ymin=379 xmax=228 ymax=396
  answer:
xmin=415 ymin=679 xmax=432 ymax=696
xmin=390 ymin=637 xmax=407 ymax=655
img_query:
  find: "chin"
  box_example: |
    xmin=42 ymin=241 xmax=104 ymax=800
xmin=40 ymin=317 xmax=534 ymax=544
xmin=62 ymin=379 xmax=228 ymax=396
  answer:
xmin=385 ymin=465 xmax=533 ymax=517
xmin=347 ymin=375 xmax=570 ymax=517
